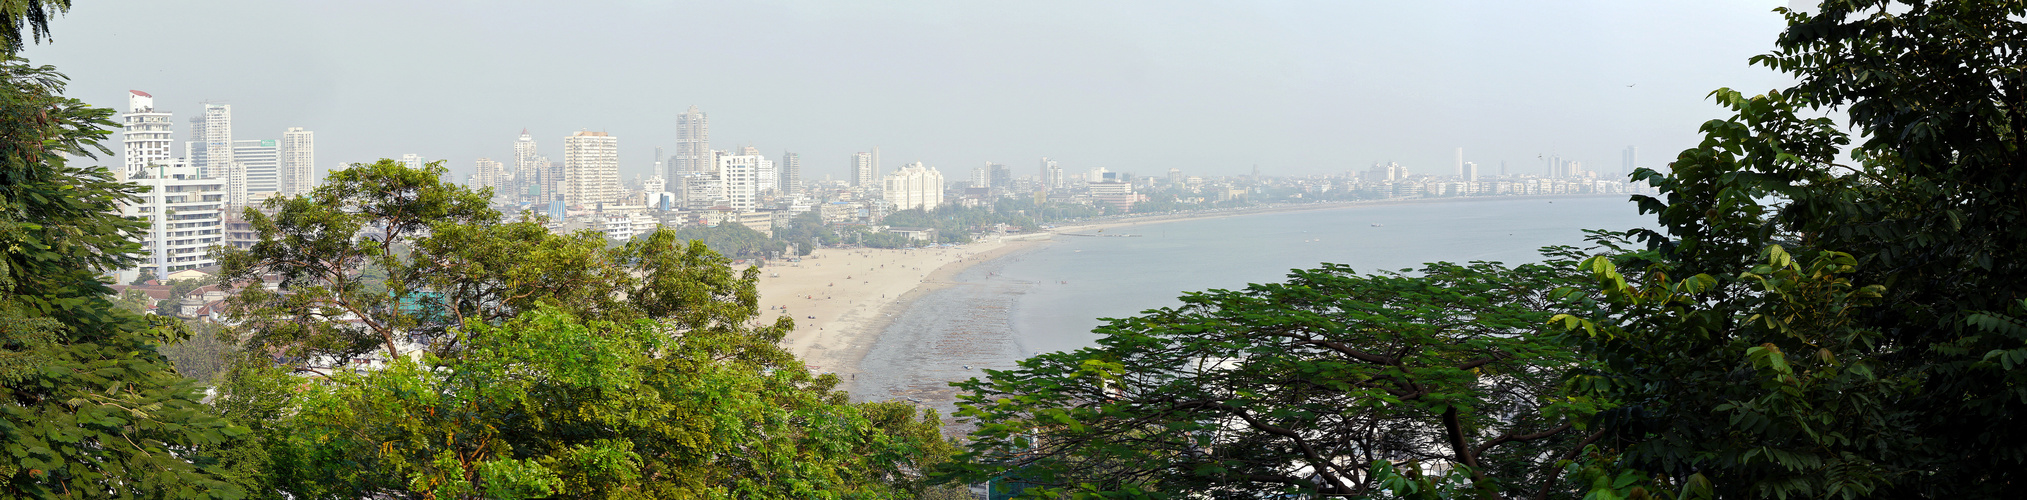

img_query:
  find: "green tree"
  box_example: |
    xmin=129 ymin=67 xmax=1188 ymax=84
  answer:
xmin=214 ymin=160 xmax=954 ymax=497
xmin=949 ymin=259 xmax=1605 ymax=499
xmin=0 ymin=56 xmax=245 ymax=497
xmin=1554 ymin=2 xmax=2027 ymax=497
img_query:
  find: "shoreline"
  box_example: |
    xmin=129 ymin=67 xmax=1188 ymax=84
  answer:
xmin=763 ymin=193 xmax=1632 ymax=385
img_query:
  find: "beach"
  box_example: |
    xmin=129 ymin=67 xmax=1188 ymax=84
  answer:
xmin=756 ymin=194 xmax=1634 ymax=413
xmin=755 ymin=233 xmax=1049 ymax=378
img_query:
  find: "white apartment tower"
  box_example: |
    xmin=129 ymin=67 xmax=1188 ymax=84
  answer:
xmin=280 ymin=127 xmax=315 ymax=196
xmin=514 ymin=130 xmax=542 ymax=201
xmin=129 ymin=161 xmax=226 ymax=279
xmin=883 ymin=161 xmax=945 ymax=211
xmin=473 ymin=158 xmax=504 ymax=191
xmin=850 ymin=151 xmax=875 ymax=187
xmin=717 ymin=151 xmax=767 ymax=210
xmin=198 ymin=103 xmax=242 ymax=206
xmin=673 ymin=106 xmax=709 ymax=178
xmin=120 ymin=90 xmax=173 ymax=182
xmin=563 ymin=130 xmax=619 ymax=206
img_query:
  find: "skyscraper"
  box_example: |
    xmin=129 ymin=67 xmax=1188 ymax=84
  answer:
xmin=233 ymin=139 xmax=280 ymax=203
xmin=1622 ymin=146 xmax=1638 ymax=175
xmin=280 ymin=127 xmax=315 ymax=195
xmin=514 ymin=130 xmax=543 ymax=201
xmin=850 ymin=151 xmax=875 ymax=187
xmin=120 ymin=90 xmax=173 ymax=182
xmin=717 ymin=150 xmax=766 ymax=210
xmin=779 ymin=151 xmax=801 ymax=194
xmin=673 ymin=106 xmax=709 ymax=178
xmin=563 ymin=130 xmax=619 ymax=206
xmin=988 ymin=163 xmax=1011 ymax=190
xmin=195 ymin=103 xmax=241 ymax=205
xmin=473 ymin=158 xmax=504 ymax=191
xmin=1455 ymin=147 xmax=1464 ymax=178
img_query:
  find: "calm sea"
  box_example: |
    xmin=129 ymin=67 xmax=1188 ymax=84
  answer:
xmin=849 ymin=195 xmax=1657 ymax=405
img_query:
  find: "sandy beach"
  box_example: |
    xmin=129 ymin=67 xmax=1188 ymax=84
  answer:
xmin=757 ymin=194 xmax=1628 ymax=392
xmin=754 ymin=233 xmax=1050 ymax=377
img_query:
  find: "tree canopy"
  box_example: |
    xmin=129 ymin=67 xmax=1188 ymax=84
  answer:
xmin=213 ymin=160 xmax=956 ymax=498
xmin=949 ymin=258 xmax=1608 ymax=499
xmin=0 ymin=56 xmax=245 ymax=497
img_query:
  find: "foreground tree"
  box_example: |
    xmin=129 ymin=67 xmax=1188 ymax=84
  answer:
xmin=1554 ymin=1 xmax=2027 ymax=498
xmin=214 ymin=160 xmax=952 ymax=498
xmin=949 ymin=259 xmax=1606 ymax=499
xmin=0 ymin=57 xmax=245 ymax=497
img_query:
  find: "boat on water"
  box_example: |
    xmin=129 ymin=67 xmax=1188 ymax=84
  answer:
xmin=1371 ymin=223 xmax=1384 ymax=227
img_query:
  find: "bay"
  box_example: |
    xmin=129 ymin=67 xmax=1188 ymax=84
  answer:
xmin=848 ymin=195 xmax=1655 ymax=407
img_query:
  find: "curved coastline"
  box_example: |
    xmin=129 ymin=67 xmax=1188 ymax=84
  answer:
xmin=759 ymin=193 xmax=1636 ymax=412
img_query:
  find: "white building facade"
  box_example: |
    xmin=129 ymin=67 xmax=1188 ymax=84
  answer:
xmin=883 ymin=162 xmax=944 ymax=211
xmin=562 ymin=130 xmax=619 ymax=207
xmin=280 ymin=127 xmax=315 ymax=196
xmin=121 ymin=90 xmax=173 ymax=182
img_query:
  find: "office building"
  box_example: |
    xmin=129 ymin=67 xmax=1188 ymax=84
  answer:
xmin=280 ymin=127 xmax=315 ymax=195
xmin=233 ymin=139 xmax=280 ymax=204
xmin=563 ymin=130 xmax=619 ymax=206
xmin=120 ymin=90 xmax=173 ymax=182
xmin=883 ymin=161 xmax=944 ymax=211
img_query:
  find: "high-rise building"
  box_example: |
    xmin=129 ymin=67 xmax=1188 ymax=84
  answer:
xmin=850 ymin=151 xmax=875 ymax=187
xmin=779 ymin=151 xmax=801 ymax=194
xmin=883 ymin=161 xmax=945 ymax=211
xmin=514 ymin=130 xmax=542 ymax=201
xmin=972 ymin=163 xmax=989 ymax=188
xmin=988 ymin=163 xmax=1010 ymax=190
xmin=280 ymin=127 xmax=315 ymax=195
xmin=1454 ymin=148 xmax=1464 ymax=178
xmin=473 ymin=158 xmax=504 ymax=191
xmin=193 ymin=103 xmax=241 ymax=205
xmin=1046 ymin=159 xmax=1065 ymax=189
xmin=233 ymin=139 xmax=280 ymax=204
xmin=399 ymin=154 xmax=424 ymax=170
xmin=1622 ymin=146 xmax=1638 ymax=175
xmin=120 ymin=90 xmax=173 ymax=182
xmin=717 ymin=151 xmax=767 ymax=210
xmin=673 ymin=106 xmax=709 ymax=178
xmin=563 ymin=130 xmax=619 ymax=206
xmin=127 ymin=161 xmax=225 ymax=279
xmin=1464 ymin=161 xmax=1479 ymax=182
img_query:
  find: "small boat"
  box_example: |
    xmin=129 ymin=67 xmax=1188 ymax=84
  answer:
xmin=1371 ymin=223 xmax=1384 ymax=227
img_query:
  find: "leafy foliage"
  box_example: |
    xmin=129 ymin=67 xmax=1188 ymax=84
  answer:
xmin=950 ymin=259 xmax=1603 ymax=499
xmin=0 ymin=57 xmax=243 ymax=498
xmin=1553 ymin=2 xmax=2027 ymax=497
xmin=214 ymin=160 xmax=955 ymax=497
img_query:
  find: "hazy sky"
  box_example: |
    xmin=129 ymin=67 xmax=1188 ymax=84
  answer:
xmin=28 ymin=0 xmax=1802 ymax=183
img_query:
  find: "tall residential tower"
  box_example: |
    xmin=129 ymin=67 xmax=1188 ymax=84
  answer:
xmin=563 ymin=130 xmax=619 ymax=206
xmin=120 ymin=90 xmax=173 ymax=182
xmin=673 ymin=106 xmax=709 ymax=178
xmin=280 ymin=127 xmax=315 ymax=195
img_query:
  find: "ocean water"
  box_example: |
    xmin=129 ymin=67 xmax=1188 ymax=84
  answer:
xmin=849 ymin=195 xmax=1656 ymax=406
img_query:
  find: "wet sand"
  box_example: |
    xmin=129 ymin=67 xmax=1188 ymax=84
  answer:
xmin=754 ymin=234 xmax=1049 ymax=379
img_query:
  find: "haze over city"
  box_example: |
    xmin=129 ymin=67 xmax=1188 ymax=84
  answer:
xmin=30 ymin=0 xmax=1798 ymax=182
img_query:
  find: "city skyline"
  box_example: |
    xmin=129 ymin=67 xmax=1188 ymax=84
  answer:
xmin=33 ymin=1 xmax=1803 ymax=185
